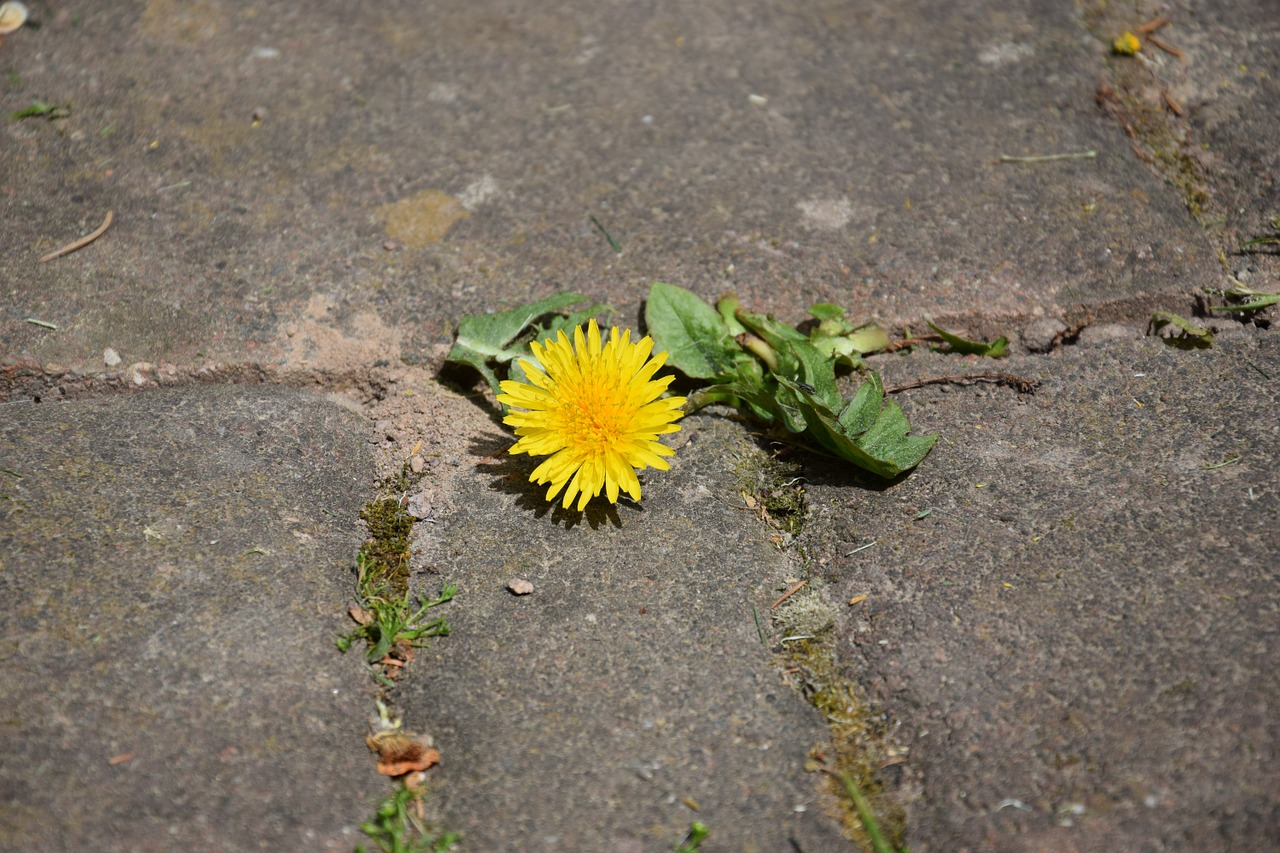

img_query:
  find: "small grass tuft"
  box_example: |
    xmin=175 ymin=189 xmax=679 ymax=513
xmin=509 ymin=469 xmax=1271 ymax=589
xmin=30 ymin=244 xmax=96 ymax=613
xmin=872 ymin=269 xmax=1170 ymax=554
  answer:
xmin=673 ymin=821 xmax=709 ymax=853
xmin=357 ymin=783 xmax=459 ymax=853
xmin=336 ymin=550 xmax=454 ymax=676
xmin=832 ymin=772 xmax=905 ymax=853
xmin=345 ymin=483 xmax=458 ymax=851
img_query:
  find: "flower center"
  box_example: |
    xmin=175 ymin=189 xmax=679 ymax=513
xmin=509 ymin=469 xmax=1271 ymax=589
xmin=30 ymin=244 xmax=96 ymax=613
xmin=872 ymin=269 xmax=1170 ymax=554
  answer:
xmin=563 ymin=386 xmax=625 ymax=449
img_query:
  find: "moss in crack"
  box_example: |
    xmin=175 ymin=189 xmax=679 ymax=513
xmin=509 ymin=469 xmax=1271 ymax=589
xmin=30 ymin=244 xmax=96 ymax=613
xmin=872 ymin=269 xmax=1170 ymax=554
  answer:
xmin=736 ymin=440 xmax=901 ymax=848
xmin=766 ymin=576 xmax=903 ymax=849
xmin=359 ymin=497 xmax=414 ymax=598
xmin=784 ymin=631 xmax=905 ymax=852
xmin=732 ymin=443 xmax=808 ymax=539
xmin=382 ymin=459 xmax=421 ymax=495
xmin=1086 ymin=0 xmax=1209 ymax=218
xmin=773 ymin=586 xmax=839 ymax=638
xmin=343 ymin=486 xmax=458 ymax=850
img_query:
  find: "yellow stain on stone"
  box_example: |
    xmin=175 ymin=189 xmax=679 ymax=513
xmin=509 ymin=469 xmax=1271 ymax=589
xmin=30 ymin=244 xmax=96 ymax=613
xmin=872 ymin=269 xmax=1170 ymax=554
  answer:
xmin=140 ymin=0 xmax=225 ymax=42
xmin=379 ymin=189 xmax=469 ymax=248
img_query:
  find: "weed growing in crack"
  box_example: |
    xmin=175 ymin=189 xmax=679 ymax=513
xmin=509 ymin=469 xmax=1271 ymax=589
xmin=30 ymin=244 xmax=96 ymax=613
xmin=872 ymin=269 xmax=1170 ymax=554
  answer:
xmin=731 ymin=444 xmax=808 ymax=543
xmin=337 ymin=550 xmax=454 ymax=681
xmin=357 ymin=783 xmax=459 ymax=853
xmin=342 ymin=485 xmax=458 ymax=851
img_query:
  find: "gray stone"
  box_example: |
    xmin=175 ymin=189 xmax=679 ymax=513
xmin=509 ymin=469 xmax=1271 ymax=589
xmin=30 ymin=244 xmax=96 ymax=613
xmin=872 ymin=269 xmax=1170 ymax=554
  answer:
xmin=809 ymin=331 xmax=1280 ymax=850
xmin=0 ymin=387 xmax=379 ymax=852
xmin=409 ymin=416 xmax=847 ymax=851
xmin=1021 ymin=318 xmax=1069 ymax=353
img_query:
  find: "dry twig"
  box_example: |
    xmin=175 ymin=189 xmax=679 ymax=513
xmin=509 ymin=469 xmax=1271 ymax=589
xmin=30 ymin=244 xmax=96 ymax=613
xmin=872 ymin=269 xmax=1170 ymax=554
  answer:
xmin=769 ymin=579 xmax=808 ymax=610
xmin=1136 ymin=16 xmax=1170 ymax=35
xmin=885 ymin=372 xmax=1039 ymax=395
xmin=1147 ymin=35 xmax=1184 ymax=59
xmin=39 ymin=210 xmax=114 ymax=263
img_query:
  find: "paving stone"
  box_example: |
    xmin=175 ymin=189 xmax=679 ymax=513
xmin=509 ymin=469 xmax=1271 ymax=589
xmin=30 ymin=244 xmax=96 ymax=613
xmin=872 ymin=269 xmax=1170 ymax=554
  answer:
xmin=0 ymin=387 xmax=379 ymax=852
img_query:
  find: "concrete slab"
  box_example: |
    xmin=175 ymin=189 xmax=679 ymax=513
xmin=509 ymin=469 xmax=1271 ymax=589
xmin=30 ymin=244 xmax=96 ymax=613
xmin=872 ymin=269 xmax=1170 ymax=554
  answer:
xmin=408 ymin=416 xmax=848 ymax=852
xmin=0 ymin=387 xmax=379 ymax=852
xmin=801 ymin=327 xmax=1280 ymax=851
xmin=1 ymin=0 xmax=1226 ymax=384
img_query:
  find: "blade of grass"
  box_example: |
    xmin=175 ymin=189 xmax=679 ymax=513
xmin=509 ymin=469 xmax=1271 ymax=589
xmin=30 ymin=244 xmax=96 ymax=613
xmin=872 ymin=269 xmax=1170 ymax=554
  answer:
xmin=836 ymin=772 xmax=898 ymax=853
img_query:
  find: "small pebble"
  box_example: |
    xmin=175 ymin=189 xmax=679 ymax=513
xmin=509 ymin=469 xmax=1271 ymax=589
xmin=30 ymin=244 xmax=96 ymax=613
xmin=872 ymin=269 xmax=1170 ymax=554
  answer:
xmin=383 ymin=240 xmax=399 ymax=251
xmin=404 ymin=491 xmax=433 ymax=519
xmin=409 ymin=455 xmax=426 ymax=474
xmin=129 ymin=362 xmax=153 ymax=386
xmin=103 ymin=347 xmax=122 ymax=367
xmin=1077 ymin=323 xmax=1142 ymax=346
xmin=1021 ymin=318 xmax=1068 ymax=353
xmin=507 ymin=579 xmax=533 ymax=595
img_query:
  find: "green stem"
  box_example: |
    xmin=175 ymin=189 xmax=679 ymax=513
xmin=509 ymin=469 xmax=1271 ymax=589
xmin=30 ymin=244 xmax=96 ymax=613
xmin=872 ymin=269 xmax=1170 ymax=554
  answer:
xmin=737 ymin=334 xmax=778 ymax=372
xmin=683 ymin=388 xmax=739 ymax=413
xmin=716 ymin=294 xmax=747 ymax=335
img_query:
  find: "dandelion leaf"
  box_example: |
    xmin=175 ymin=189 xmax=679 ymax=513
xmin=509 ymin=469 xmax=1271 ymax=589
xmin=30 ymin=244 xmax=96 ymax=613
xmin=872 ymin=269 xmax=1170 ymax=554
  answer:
xmin=786 ymin=340 xmax=842 ymax=412
xmin=1212 ymin=294 xmax=1279 ymax=312
xmin=645 ymin=282 xmax=742 ymax=379
xmin=837 ymin=373 xmax=885 ymax=436
xmin=808 ymin=304 xmax=887 ymax=367
xmin=808 ymin=303 xmax=845 ymax=321
xmin=448 ymin=292 xmax=589 ymax=393
xmin=927 ymin=320 xmax=1009 ymax=357
xmin=779 ymin=375 xmax=937 ymax=478
xmin=1149 ymin=310 xmax=1214 ymax=350
xmin=1210 ymin=285 xmax=1280 ymax=312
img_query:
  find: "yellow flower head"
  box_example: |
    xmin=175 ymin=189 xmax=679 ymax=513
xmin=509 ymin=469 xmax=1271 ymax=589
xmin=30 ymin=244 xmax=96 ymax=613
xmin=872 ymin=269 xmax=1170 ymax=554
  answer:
xmin=497 ymin=319 xmax=686 ymax=511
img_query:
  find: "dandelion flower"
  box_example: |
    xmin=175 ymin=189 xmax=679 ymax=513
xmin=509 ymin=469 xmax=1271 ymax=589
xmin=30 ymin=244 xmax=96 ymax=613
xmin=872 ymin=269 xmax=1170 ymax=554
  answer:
xmin=497 ymin=319 xmax=686 ymax=511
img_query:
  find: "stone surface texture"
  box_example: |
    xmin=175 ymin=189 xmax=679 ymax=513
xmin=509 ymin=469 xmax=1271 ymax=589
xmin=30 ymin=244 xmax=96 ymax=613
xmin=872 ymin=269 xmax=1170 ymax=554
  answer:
xmin=1 ymin=0 xmax=1277 ymax=850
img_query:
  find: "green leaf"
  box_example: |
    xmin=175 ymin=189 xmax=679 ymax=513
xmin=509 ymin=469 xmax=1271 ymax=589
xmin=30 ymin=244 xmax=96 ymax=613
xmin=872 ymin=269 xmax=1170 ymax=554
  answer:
xmin=645 ymin=282 xmax=742 ymax=379
xmin=447 ymin=292 xmax=589 ymax=393
xmin=674 ymin=821 xmax=710 ymax=853
xmin=927 ymin=321 xmax=1009 ymax=358
xmin=1149 ymin=310 xmax=1214 ymax=349
xmin=808 ymin=303 xmax=845 ymax=322
xmin=734 ymin=307 xmax=808 ymax=379
xmin=772 ymin=379 xmax=808 ymax=433
xmin=716 ymin=294 xmax=748 ymax=336
xmin=735 ymin=307 xmax=809 ymax=346
xmin=856 ymin=397 xmax=938 ymax=475
xmin=786 ymin=339 xmax=842 ymax=412
xmin=811 ymin=321 xmax=888 ymax=367
xmin=779 ymin=376 xmax=937 ymax=478
xmin=838 ymin=373 xmax=885 ymax=436
xmin=1210 ymin=292 xmax=1279 ymax=312
xmin=10 ymin=101 xmax=68 ymax=121
xmin=844 ymin=323 xmax=891 ymax=354
xmin=693 ymin=381 xmax=779 ymax=423
xmin=535 ymin=303 xmax=612 ymax=344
